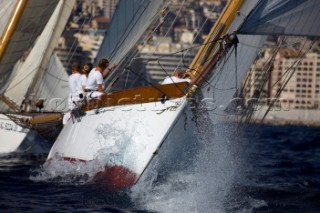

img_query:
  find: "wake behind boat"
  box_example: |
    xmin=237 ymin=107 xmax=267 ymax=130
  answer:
xmin=45 ymin=0 xmax=320 ymax=189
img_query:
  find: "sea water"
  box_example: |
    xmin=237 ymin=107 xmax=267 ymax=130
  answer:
xmin=0 ymin=124 xmax=319 ymax=212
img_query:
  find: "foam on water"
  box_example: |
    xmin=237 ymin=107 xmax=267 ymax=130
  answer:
xmin=30 ymin=154 xmax=103 ymax=185
xmin=130 ymin=121 xmax=267 ymax=213
xmin=29 ymin=109 xmax=267 ymax=212
xmin=30 ymin=120 xmax=136 ymax=185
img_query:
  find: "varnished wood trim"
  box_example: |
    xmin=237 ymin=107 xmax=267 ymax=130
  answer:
xmin=29 ymin=113 xmax=62 ymax=125
xmin=83 ymin=82 xmax=189 ymax=111
xmin=0 ymin=0 xmax=28 ymax=60
xmin=0 ymin=95 xmax=19 ymax=111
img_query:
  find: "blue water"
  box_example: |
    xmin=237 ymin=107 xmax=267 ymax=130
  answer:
xmin=0 ymin=124 xmax=319 ymax=212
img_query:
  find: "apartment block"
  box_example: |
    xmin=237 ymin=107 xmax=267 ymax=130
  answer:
xmin=244 ymin=47 xmax=320 ymax=110
xmin=138 ymin=37 xmax=197 ymax=84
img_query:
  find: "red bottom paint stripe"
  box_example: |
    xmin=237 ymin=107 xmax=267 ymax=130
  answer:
xmin=46 ymin=157 xmax=137 ymax=189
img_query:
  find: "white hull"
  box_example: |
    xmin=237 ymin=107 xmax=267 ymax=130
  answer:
xmin=0 ymin=114 xmax=50 ymax=153
xmin=47 ymin=97 xmax=188 ymax=188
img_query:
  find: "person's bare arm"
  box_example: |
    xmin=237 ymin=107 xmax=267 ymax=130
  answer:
xmin=102 ymin=69 xmax=110 ymax=78
xmin=97 ymin=84 xmax=105 ymax=93
xmin=183 ymin=71 xmax=195 ymax=84
xmin=102 ymin=64 xmax=117 ymax=78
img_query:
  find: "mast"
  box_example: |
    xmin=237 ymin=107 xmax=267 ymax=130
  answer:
xmin=188 ymin=0 xmax=244 ymax=82
xmin=3 ymin=0 xmax=74 ymax=112
xmin=0 ymin=0 xmax=28 ymax=60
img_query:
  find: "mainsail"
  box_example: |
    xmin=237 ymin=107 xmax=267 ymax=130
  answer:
xmin=4 ymin=0 xmax=74 ymax=111
xmin=239 ymin=0 xmax=320 ymax=37
xmin=96 ymin=0 xmax=164 ymax=90
xmin=0 ymin=0 xmax=60 ymax=94
xmin=0 ymin=1 xmax=18 ymax=38
xmin=96 ymin=0 xmax=164 ymax=65
xmin=0 ymin=0 xmax=75 ymax=151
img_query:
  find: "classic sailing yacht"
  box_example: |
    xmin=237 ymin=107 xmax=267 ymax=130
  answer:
xmin=46 ymin=0 xmax=320 ymax=189
xmin=0 ymin=0 xmax=75 ymax=153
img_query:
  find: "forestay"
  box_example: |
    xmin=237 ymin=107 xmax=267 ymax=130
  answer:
xmin=199 ymin=0 xmax=267 ymax=123
xmin=239 ymin=0 xmax=320 ymax=37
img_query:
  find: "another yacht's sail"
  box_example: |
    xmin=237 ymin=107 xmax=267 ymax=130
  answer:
xmin=0 ymin=1 xmax=18 ymax=38
xmin=239 ymin=0 xmax=320 ymax=37
xmin=35 ymin=53 xmax=69 ymax=112
xmin=4 ymin=0 xmax=75 ymax=110
xmin=96 ymin=0 xmax=164 ymax=65
xmin=0 ymin=0 xmax=60 ymax=94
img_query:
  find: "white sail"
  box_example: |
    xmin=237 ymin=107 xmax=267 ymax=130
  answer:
xmin=4 ymin=0 xmax=75 ymax=109
xmin=0 ymin=0 xmax=74 ymax=154
xmin=0 ymin=0 xmax=18 ymax=38
xmin=36 ymin=53 xmax=69 ymax=112
xmin=0 ymin=0 xmax=59 ymax=94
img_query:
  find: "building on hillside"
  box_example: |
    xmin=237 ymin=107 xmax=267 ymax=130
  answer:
xmin=274 ymin=49 xmax=318 ymax=109
xmin=55 ymin=36 xmax=90 ymax=73
xmin=138 ymin=37 xmax=197 ymax=84
xmin=95 ymin=0 xmax=118 ymax=19
xmin=243 ymin=48 xmax=320 ymax=110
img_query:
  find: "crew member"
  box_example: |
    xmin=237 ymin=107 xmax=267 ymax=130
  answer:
xmin=162 ymin=68 xmax=193 ymax=85
xmin=63 ymin=62 xmax=83 ymax=125
xmin=80 ymin=62 xmax=93 ymax=94
xmin=85 ymin=58 xmax=116 ymax=99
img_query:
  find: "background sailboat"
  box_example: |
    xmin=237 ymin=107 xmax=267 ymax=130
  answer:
xmin=0 ymin=0 xmax=75 ymax=153
xmin=0 ymin=0 xmax=60 ymax=95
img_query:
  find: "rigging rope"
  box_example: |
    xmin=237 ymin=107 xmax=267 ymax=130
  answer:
xmin=176 ymin=3 xmax=218 ymax=69
xmin=261 ymin=39 xmax=315 ymax=122
xmin=239 ymin=37 xmax=285 ymax=126
xmin=103 ymin=1 xmax=174 ymax=87
xmin=238 ymin=36 xmax=316 ymax=133
xmin=107 ymin=1 xmax=151 ymax=61
xmin=124 ymin=67 xmax=168 ymax=96
xmin=151 ymin=0 xmax=186 ymax=56
xmin=40 ymin=0 xmax=95 ymax=104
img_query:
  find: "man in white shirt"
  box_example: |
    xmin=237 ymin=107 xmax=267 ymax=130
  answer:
xmin=85 ymin=58 xmax=116 ymax=99
xmin=63 ymin=62 xmax=83 ymax=125
xmin=69 ymin=63 xmax=83 ymax=102
xmin=162 ymin=68 xmax=192 ymax=85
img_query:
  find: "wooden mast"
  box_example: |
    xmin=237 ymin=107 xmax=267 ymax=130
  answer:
xmin=0 ymin=0 xmax=28 ymax=60
xmin=0 ymin=0 xmax=28 ymax=111
xmin=188 ymin=0 xmax=245 ymax=84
